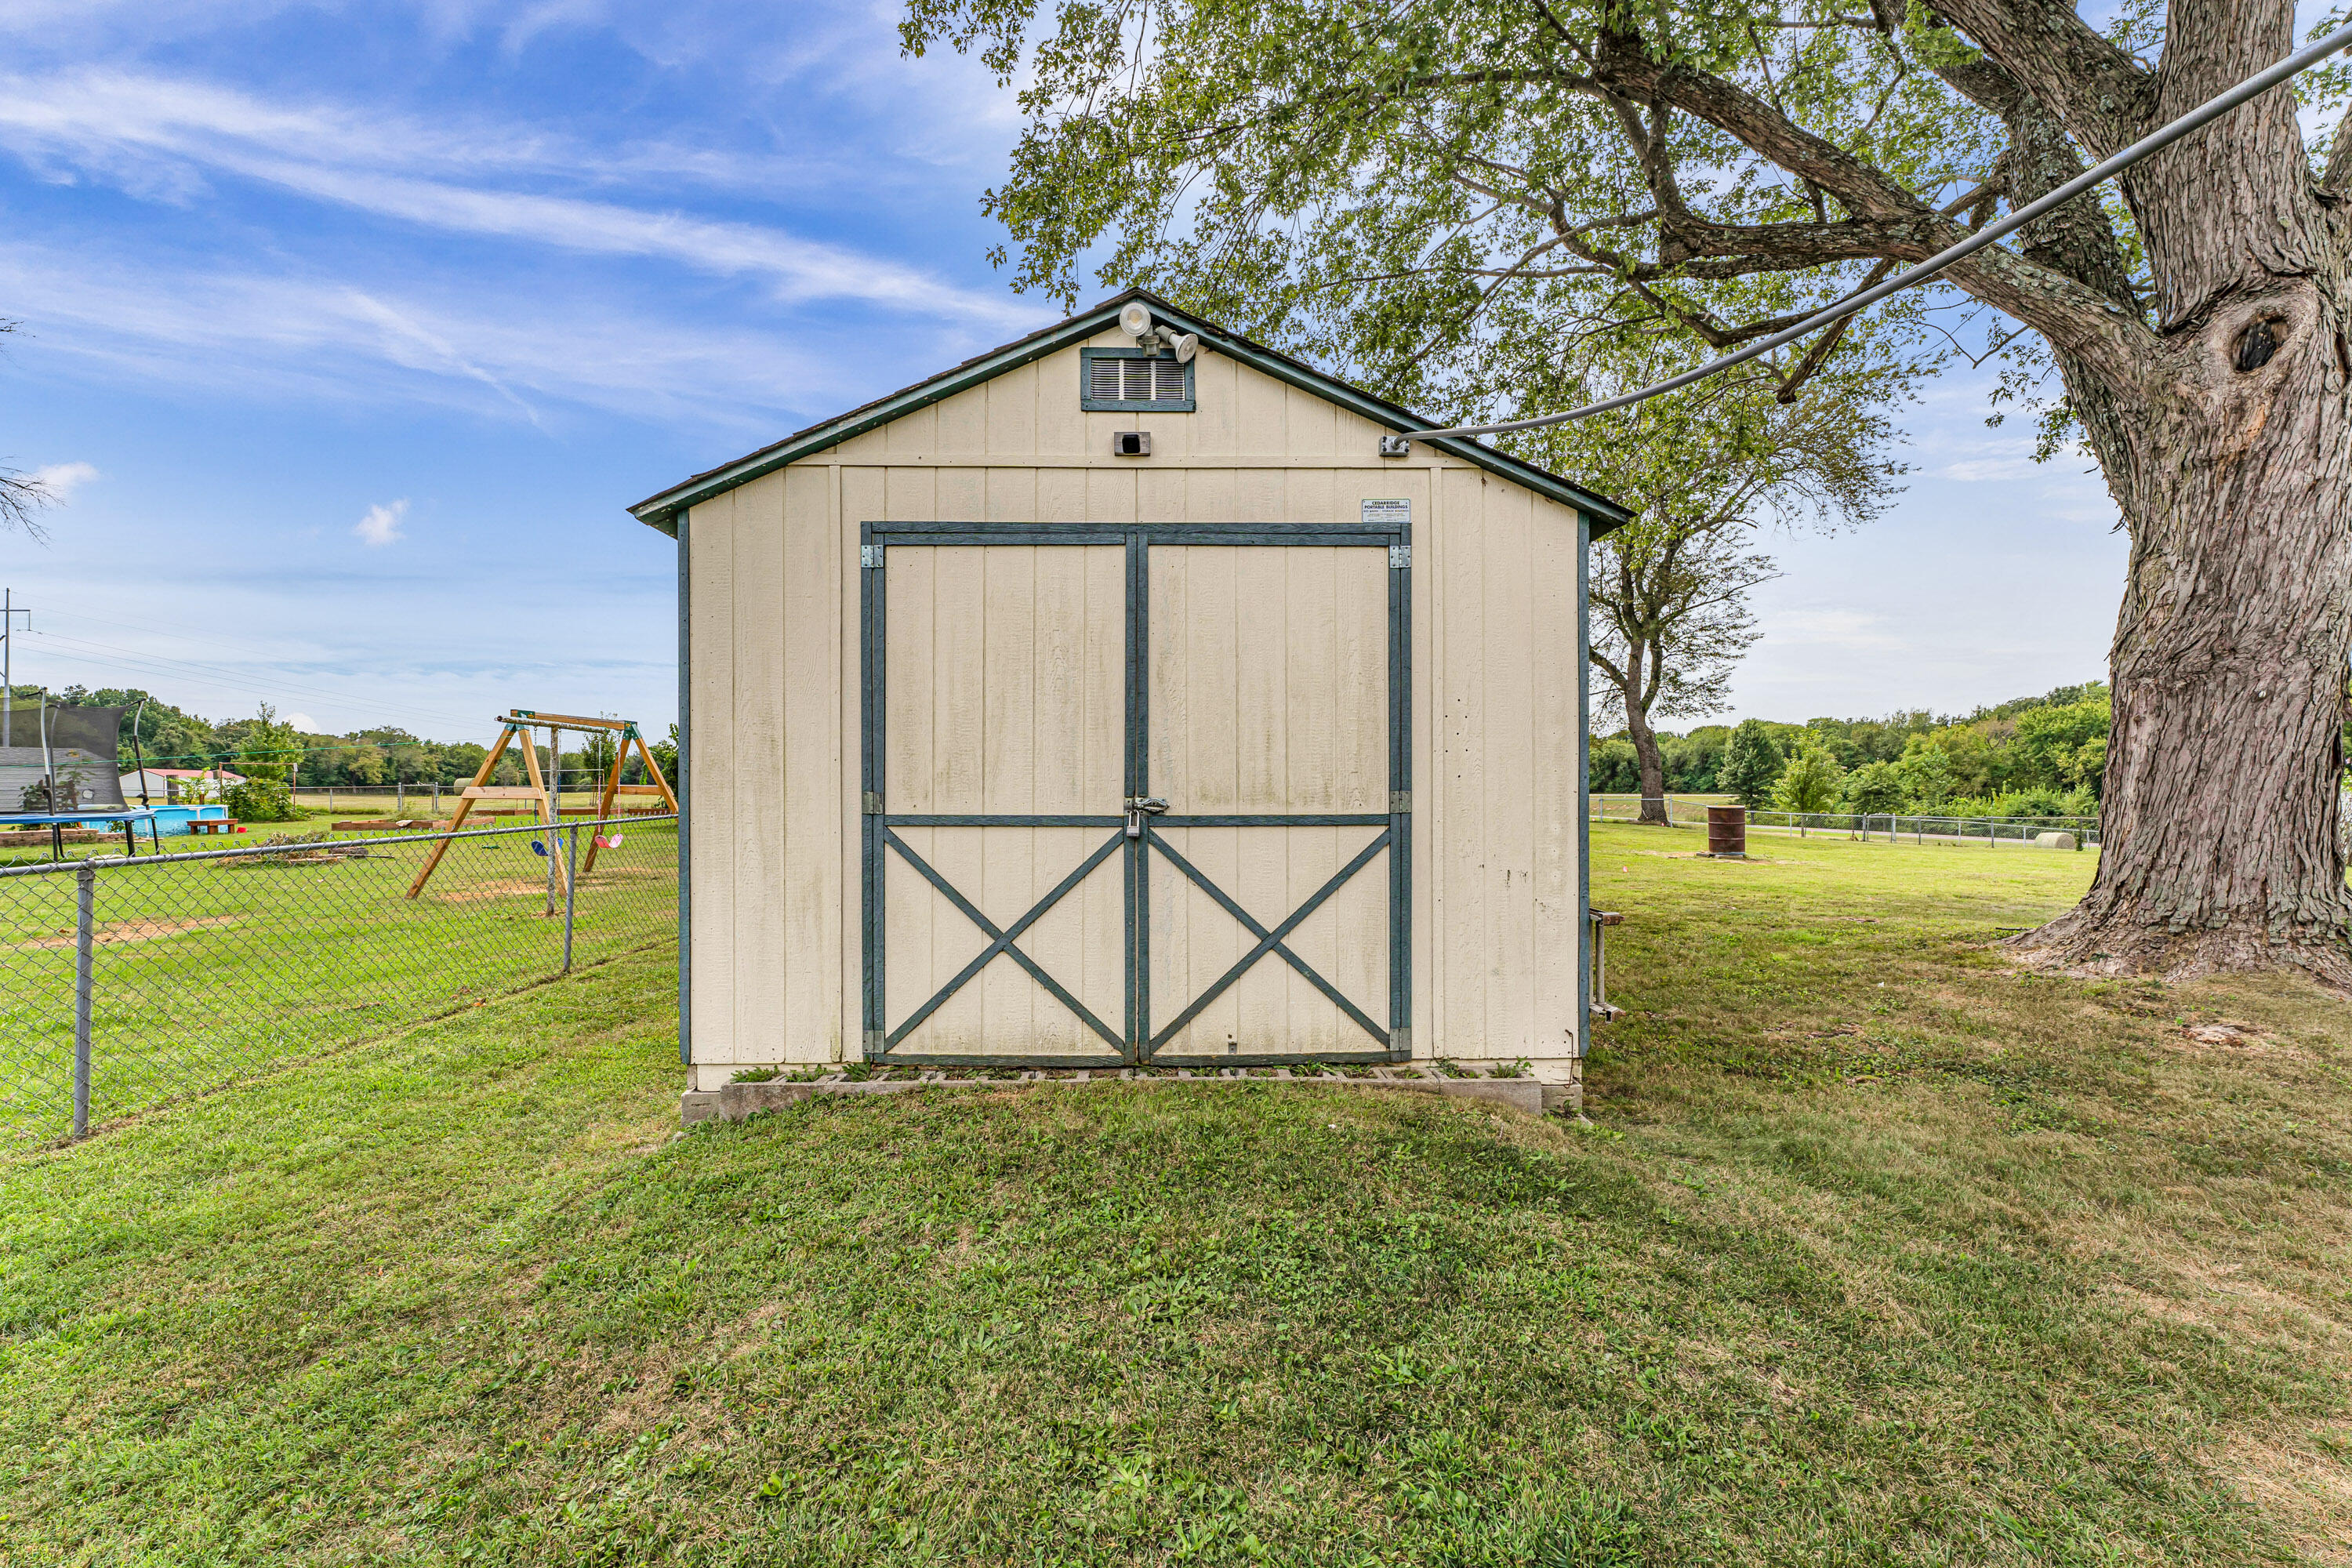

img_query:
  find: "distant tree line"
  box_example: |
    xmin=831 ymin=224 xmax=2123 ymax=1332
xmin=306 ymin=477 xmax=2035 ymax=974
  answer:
xmin=27 ymin=686 xmax=680 ymax=796
xmin=1592 ymin=683 xmax=2114 ymax=822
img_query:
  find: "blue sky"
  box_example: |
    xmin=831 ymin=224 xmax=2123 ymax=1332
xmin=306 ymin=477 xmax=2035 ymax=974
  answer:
xmin=0 ymin=0 xmax=2132 ymax=744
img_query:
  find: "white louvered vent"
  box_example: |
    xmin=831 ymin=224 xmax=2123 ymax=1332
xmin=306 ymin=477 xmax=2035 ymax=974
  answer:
xmin=1090 ymin=354 xmax=1185 ymax=404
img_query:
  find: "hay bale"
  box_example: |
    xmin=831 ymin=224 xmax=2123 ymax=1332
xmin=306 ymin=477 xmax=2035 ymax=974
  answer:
xmin=2033 ymin=831 xmax=2078 ymax=850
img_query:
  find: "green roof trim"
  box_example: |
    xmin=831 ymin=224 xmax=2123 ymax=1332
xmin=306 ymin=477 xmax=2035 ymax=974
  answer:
xmin=629 ymin=289 xmax=1631 ymax=537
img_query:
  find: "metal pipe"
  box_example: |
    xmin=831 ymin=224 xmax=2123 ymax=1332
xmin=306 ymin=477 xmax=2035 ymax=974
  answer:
xmin=38 ymin=691 xmax=54 ymax=808
xmin=562 ymin=822 xmax=579 ymax=971
xmin=72 ymin=862 xmax=94 ymax=1138
xmin=1388 ymin=20 xmax=2352 ymax=446
xmin=0 ymin=810 xmax=678 ymax=877
xmin=130 ymin=697 xmax=151 ymax=811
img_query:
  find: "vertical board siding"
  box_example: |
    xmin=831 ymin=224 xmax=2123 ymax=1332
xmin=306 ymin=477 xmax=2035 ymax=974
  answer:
xmin=1437 ymin=467 xmax=1486 ymax=1059
xmin=984 ymin=363 xmax=1036 ymax=456
xmin=688 ymin=470 xmax=847 ymax=1070
xmin=1424 ymin=469 xmax=1582 ymax=1062
xmin=1532 ymin=503 xmax=1582 ymax=1056
xmin=840 ymin=466 xmax=883 ymax=1059
xmin=1147 ymin=543 xmax=1388 ymax=1057
xmin=688 ymin=335 xmax=1584 ymax=1071
xmin=730 ymin=474 xmax=786 ymax=1061
xmin=882 ymin=544 xmax=1124 ymax=1055
xmin=781 ymin=464 xmax=842 ymax=1062
xmin=688 ymin=489 xmax=736 ymax=1064
xmin=1481 ymin=483 xmax=1538 ymax=1056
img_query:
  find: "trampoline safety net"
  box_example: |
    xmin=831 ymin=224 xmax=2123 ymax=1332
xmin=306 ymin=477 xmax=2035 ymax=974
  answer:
xmin=0 ymin=704 xmax=128 ymax=814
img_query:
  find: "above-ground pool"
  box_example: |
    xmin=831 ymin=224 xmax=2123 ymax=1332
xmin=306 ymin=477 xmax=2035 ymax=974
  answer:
xmin=151 ymin=804 xmax=231 ymax=837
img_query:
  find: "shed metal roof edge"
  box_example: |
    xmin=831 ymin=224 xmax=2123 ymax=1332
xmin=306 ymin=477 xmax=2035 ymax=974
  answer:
xmin=629 ymin=289 xmax=1631 ymax=537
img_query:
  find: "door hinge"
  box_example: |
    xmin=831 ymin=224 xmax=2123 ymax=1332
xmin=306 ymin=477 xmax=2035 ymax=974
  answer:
xmin=861 ymin=543 xmax=884 ymax=568
xmin=1391 ymin=790 xmax=1411 ymax=812
xmin=1388 ymin=543 xmax=1410 ymax=570
xmin=863 ymin=1029 xmax=885 ymax=1056
xmin=862 ymin=791 xmax=883 ymax=815
xmin=1390 ymin=1025 xmax=1412 ymax=1053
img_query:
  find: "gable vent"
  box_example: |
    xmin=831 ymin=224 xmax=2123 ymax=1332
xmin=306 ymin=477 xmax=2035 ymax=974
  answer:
xmin=1088 ymin=354 xmax=1187 ymax=405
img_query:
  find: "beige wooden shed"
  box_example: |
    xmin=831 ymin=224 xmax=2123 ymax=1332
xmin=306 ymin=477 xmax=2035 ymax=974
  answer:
xmin=632 ymin=290 xmax=1628 ymax=1101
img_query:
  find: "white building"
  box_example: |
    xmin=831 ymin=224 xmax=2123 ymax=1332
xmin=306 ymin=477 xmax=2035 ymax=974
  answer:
xmin=633 ymin=291 xmax=1628 ymax=1102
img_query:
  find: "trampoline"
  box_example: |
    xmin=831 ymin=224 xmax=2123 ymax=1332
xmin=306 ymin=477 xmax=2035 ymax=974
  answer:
xmin=1 ymin=702 xmax=167 ymax=860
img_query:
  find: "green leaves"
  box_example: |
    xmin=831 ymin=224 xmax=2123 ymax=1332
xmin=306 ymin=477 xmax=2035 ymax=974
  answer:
xmin=1718 ymin=719 xmax=1783 ymax=808
xmin=1770 ymin=740 xmax=1844 ymax=815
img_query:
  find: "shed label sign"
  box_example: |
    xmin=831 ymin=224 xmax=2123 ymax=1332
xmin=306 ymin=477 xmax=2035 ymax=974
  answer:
xmin=1360 ymin=499 xmax=1410 ymax=528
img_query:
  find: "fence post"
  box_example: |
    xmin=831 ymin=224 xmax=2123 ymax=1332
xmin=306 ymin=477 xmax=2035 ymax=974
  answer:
xmin=562 ymin=823 xmax=579 ymax=971
xmin=72 ymin=862 xmax=95 ymax=1139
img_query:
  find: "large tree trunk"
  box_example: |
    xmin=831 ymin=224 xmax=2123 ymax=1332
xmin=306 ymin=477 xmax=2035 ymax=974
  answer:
xmin=1623 ymin=696 xmax=1671 ymax=825
xmin=2013 ymin=274 xmax=2352 ymax=983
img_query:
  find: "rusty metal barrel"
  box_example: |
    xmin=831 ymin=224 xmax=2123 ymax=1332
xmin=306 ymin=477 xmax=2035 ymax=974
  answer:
xmin=1706 ymin=804 xmax=1747 ymax=858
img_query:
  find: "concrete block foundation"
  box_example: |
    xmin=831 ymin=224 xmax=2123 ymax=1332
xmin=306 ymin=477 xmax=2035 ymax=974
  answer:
xmin=681 ymin=1058 xmax=1583 ymax=1127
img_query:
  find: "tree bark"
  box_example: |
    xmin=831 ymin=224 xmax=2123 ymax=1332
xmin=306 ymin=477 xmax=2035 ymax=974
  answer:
xmin=2013 ymin=272 xmax=2352 ymax=982
xmin=1622 ymin=686 xmax=1671 ymax=825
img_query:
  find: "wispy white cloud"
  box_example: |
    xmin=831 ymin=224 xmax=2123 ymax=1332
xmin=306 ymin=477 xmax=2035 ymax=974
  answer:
xmin=354 ymin=499 xmax=408 ymax=546
xmin=0 ymin=67 xmax=833 ymax=198
xmin=30 ymin=460 xmax=99 ymax=499
xmin=0 ymin=239 xmax=877 ymax=425
xmin=0 ymin=69 xmax=1036 ymax=326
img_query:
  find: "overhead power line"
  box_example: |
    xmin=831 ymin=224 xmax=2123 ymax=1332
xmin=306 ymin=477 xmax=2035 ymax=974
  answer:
xmin=1387 ymin=20 xmax=2352 ymax=448
xmin=20 ymin=629 xmax=486 ymax=736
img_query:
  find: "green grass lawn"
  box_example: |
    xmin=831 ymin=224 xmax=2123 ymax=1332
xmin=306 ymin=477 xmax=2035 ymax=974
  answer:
xmin=2 ymin=824 xmax=2347 ymax=1564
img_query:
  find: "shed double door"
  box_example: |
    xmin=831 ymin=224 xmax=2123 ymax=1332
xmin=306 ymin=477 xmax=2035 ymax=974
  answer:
xmin=862 ymin=520 xmax=1409 ymax=1067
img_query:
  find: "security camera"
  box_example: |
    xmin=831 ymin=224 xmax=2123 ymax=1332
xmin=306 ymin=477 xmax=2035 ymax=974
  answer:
xmin=1118 ymin=300 xmax=1155 ymax=339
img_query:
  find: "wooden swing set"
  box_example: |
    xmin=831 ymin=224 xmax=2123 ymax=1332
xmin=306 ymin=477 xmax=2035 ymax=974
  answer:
xmin=405 ymin=710 xmax=676 ymax=901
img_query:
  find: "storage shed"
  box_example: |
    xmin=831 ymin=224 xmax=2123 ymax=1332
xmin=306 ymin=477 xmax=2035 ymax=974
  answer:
xmin=633 ymin=290 xmax=1628 ymax=1102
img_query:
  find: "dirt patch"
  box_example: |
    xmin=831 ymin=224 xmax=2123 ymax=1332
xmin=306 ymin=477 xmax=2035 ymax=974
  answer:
xmin=14 ymin=915 xmax=240 ymax=950
xmin=2176 ymin=1020 xmax=2306 ymax=1058
xmin=434 ymin=878 xmax=559 ymax=905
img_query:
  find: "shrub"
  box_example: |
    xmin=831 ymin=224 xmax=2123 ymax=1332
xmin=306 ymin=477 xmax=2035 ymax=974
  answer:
xmin=2005 ymin=786 xmax=2067 ymax=822
xmin=223 ymin=776 xmax=299 ymax=822
xmin=1893 ymin=735 xmax=1958 ymax=810
xmin=1772 ymin=744 xmax=1843 ymax=815
xmin=1837 ymin=760 xmax=1905 ymax=815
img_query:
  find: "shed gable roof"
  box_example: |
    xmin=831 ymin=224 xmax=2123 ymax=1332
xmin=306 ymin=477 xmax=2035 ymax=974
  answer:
xmin=629 ymin=289 xmax=1629 ymax=535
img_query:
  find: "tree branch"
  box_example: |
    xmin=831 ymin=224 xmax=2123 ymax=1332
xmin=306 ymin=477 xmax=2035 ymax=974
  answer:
xmin=1924 ymin=0 xmax=2154 ymax=158
xmin=1588 ymin=23 xmax=2153 ymax=374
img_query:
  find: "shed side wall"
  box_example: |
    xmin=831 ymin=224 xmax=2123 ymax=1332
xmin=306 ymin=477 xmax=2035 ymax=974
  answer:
xmin=684 ymin=463 xmax=845 ymax=1069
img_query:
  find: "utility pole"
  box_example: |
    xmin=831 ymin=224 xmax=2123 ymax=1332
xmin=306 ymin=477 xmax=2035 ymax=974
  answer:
xmin=1 ymin=589 xmax=28 ymax=748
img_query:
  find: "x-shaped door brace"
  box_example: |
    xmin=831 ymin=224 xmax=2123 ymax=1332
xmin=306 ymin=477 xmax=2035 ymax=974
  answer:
xmin=882 ymin=824 xmax=1390 ymax=1059
xmin=1144 ymin=828 xmax=1390 ymax=1052
xmin=883 ymin=828 xmax=1127 ymax=1051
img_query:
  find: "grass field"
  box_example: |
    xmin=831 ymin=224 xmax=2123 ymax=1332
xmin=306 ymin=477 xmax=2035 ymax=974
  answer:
xmin=2 ymin=824 xmax=2347 ymax=1563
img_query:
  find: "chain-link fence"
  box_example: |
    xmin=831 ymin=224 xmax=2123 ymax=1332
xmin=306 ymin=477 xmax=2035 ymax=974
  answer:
xmin=1589 ymin=794 xmax=2100 ymax=848
xmin=0 ymin=815 xmax=677 ymax=1145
